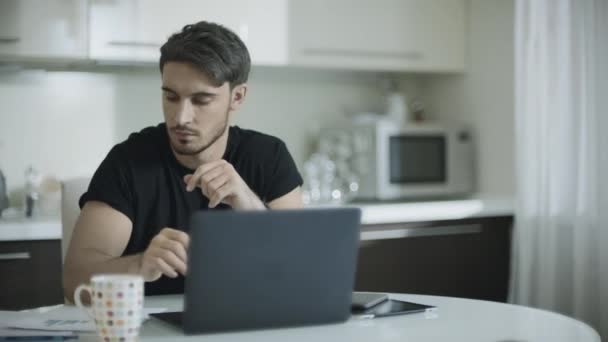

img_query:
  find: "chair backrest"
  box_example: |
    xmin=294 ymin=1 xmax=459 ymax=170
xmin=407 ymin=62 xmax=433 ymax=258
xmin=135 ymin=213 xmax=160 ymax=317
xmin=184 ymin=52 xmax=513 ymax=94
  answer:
xmin=61 ymin=177 xmax=90 ymax=262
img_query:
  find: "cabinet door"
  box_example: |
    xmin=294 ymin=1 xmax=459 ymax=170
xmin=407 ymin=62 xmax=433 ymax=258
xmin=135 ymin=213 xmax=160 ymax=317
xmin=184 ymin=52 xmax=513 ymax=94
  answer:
xmin=89 ymin=0 xmax=287 ymax=65
xmin=0 ymin=0 xmax=88 ymax=59
xmin=356 ymin=216 xmax=513 ymax=302
xmin=0 ymin=240 xmax=63 ymax=310
xmin=289 ymin=0 xmax=465 ymax=72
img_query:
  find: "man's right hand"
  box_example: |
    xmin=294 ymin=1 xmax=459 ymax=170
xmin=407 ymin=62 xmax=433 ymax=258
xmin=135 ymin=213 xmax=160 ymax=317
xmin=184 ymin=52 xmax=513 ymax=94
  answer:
xmin=139 ymin=228 xmax=190 ymax=282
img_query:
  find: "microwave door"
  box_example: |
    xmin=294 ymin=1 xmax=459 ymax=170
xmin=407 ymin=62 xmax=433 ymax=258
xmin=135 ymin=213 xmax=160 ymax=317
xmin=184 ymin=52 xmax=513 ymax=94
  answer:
xmin=378 ymin=134 xmax=448 ymax=199
xmin=389 ymin=135 xmax=447 ymax=184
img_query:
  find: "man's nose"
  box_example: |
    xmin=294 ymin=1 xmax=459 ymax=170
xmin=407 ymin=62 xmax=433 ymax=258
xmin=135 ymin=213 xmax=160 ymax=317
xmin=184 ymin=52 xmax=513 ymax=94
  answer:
xmin=175 ymin=100 xmax=194 ymax=126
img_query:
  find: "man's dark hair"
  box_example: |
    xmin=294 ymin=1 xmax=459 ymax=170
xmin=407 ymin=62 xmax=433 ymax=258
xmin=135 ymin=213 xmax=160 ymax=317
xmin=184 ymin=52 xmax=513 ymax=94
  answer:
xmin=160 ymin=21 xmax=251 ymax=88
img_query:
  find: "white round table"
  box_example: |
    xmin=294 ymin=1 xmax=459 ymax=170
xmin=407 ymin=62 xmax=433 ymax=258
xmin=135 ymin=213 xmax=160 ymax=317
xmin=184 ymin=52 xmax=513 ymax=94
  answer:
xmin=127 ymin=293 xmax=601 ymax=342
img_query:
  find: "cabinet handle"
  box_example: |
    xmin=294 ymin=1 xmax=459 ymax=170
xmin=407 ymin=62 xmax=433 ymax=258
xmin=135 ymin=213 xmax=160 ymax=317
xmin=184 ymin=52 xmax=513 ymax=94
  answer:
xmin=107 ymin=41 xmax=161 ymax=48
xmin=0 ymin=252 xmax=31 ymax=260
xmin=0 ymin=37 xmax=20 ymax=44
xmin=360 ymin=224 xmax=482 ymax=241
xmin=301 ymin=48 xmax=424 ymax=60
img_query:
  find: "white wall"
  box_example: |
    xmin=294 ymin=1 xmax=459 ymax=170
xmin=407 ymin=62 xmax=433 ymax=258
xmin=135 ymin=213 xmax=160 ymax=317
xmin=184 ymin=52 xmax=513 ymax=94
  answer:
xmin=419 ymin=0 xmax=515 ymax=197
xmin=0 ymin=70 xmax=117 ymax=204
xmin=0 ymin=66 xmax=395 ymax=205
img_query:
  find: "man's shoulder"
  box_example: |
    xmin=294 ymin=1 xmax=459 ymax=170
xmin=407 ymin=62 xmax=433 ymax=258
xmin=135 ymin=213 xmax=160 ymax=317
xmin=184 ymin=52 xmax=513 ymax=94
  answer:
xmin=114 ymin=123 xmax=167 ymax=157
xmin=227 ymin=126 xmax=290 ymax=167
xmin=229 ymin=126 xmax=285 ymax=151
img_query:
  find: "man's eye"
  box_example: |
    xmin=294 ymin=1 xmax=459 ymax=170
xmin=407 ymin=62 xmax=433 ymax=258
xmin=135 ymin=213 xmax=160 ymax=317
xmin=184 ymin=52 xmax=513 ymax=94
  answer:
xmin=192 ymin=98 xmax=210 ymax=106
xmin=165 ymin=94 xmax=179 ymax=102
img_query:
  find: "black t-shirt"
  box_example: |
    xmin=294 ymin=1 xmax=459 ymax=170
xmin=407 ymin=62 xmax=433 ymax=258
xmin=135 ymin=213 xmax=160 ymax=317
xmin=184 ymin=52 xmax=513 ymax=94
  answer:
xmin=79 ymin=123 xmax=303 ymax=295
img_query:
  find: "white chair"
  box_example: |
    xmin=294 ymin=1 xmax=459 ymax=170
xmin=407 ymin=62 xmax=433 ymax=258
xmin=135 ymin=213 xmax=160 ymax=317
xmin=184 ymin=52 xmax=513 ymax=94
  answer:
xmin=60 ymin=177 xmax=90 ymax=263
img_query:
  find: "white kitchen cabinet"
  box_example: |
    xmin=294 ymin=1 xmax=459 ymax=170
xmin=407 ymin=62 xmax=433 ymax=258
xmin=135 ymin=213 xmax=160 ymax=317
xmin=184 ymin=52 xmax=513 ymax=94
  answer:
xmin=288 ymin=0 xmax=466 ymax=72
xmin=0 ymin=0 xmax=465 ymax=72
xmin=0 ymin=0 xmax=88 ymax=60
xmin=89 ymin=0 xmax=288 ymax=66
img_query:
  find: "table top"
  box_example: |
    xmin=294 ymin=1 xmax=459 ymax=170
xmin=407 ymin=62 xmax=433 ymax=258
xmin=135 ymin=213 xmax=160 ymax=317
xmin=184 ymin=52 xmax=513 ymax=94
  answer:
xmin=77 ymin=293 xmax=600 ymax=342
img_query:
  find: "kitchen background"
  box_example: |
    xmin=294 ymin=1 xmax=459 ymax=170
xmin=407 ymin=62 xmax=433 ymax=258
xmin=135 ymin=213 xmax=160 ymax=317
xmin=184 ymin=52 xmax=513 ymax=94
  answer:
xmin=0 ymin=0 xmax=514 ymax=206
xmin=3 ymin=2 xmax=607 ymax=338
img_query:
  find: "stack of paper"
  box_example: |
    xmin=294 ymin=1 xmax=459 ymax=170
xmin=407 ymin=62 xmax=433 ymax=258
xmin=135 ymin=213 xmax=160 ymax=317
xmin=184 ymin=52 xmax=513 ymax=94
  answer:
xmin=0 ymin=305 xmax=166 ymax=339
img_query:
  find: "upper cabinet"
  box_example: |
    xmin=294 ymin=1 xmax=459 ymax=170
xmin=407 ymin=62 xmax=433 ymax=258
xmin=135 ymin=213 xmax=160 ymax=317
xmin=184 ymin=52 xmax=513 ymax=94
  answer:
xmin=89 ymin=0 xmax=288 ymax=66
xmin=0 ymin=0 xmax=88 ymax=60
xmin=288 ymin=0 xmax=466 ymax=72
xmin=0 ymin=0 xmax=465 ymax=72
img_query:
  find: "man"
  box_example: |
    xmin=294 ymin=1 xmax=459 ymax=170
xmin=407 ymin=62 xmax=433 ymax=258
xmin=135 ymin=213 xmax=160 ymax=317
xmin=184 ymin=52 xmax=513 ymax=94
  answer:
xmin=63 ymin=21 xmax=304 ymax=300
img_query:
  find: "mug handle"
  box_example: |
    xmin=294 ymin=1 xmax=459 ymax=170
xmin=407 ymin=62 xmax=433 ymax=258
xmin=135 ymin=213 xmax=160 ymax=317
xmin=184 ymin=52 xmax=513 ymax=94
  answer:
xmin=74 ymin=284 xmax=95 ymax=319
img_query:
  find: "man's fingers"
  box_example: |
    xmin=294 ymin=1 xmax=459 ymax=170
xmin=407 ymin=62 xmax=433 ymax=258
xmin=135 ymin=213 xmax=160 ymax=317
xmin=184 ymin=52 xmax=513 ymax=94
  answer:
xmin=209 ymin=183 xmax=233 ymax=208
xmin=161 ymin=239 xmax=188 ymax=262
xmin=199 ymin=166 xmax=228 ymax=196
xmin=184 ymin=160 xmax=228 ymax=192
xmin=154 ymin=257 xmax=178 ymax=278
xmin=185 ymin=167 xmax=206 ymax=192
xmin=156 ymin=248 xmax=187 ymax=275
xmin=142 ymin=227 xmax=190 ymax=280
xmin=160 ymin=228 xmax=190 ymax=249
xmin=205 ymin=174 xmax=229 ymax=200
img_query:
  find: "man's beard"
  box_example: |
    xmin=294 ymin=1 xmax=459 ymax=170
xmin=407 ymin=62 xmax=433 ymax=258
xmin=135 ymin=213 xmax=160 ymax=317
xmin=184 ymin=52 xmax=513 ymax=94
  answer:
xmin=169 ymin=110 xmax=229 ymax=156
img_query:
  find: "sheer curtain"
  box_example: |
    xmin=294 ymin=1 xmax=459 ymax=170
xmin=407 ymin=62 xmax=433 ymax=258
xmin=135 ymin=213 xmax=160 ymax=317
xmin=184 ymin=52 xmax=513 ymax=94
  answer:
xmin=511 ymin=0 xmax=608 ymax=338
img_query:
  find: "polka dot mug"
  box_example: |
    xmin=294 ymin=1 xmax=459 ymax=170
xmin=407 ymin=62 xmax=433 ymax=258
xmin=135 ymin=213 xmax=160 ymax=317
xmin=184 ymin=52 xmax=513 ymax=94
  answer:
xmin=74 ymin=274 xmax=144 ymax=342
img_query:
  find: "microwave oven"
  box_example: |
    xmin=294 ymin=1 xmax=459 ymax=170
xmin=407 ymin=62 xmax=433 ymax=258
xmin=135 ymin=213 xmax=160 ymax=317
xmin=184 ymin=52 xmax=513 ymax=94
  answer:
xmin=320 ymin=119 xmax=475 ymax=200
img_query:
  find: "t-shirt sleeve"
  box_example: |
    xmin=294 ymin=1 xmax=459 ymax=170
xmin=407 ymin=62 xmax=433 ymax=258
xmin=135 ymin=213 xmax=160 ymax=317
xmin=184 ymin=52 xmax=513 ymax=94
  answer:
xmin=265 ymin=141 xmax=304 ymax=203
xmin=79 ymin=145 xmax=135 ymax=222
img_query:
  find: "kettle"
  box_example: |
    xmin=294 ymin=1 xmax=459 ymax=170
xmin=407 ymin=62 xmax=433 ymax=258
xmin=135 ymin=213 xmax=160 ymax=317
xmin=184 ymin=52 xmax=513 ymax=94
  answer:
xmin=0 ymin=168 xmax=8 ymax=217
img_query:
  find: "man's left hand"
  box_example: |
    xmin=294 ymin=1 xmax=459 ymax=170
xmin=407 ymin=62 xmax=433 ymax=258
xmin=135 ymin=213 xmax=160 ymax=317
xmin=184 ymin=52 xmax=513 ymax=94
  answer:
xmin=184 ymin=160 xmax=265 ymax=210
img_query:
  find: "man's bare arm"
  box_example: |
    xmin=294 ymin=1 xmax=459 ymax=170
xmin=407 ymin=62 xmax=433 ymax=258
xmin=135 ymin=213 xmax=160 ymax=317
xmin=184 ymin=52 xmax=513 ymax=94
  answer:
xmin=63 ymin=201 xmax=189 ymax=302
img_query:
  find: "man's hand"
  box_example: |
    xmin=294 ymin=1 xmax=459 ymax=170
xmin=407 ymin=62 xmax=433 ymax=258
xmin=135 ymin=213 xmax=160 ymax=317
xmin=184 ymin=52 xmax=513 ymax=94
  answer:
xmin=139 ymin=228 xmax=190 ymax=282
xmin=184 ymin=159 xmax=265 ymax=210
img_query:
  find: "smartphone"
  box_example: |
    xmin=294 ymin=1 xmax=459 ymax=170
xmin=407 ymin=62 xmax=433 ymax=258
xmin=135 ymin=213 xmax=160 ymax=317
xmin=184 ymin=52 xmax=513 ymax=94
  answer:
xmin=351 ymin=292 xmax=389 ymax=311
xmin=356 ymin=299 xmax=435 ymax=318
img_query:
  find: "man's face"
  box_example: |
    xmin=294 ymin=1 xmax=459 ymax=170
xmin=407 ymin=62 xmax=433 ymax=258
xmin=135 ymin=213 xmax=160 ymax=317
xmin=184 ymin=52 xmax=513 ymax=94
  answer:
xmin=161 ymin=62 xmax=245 ymax=156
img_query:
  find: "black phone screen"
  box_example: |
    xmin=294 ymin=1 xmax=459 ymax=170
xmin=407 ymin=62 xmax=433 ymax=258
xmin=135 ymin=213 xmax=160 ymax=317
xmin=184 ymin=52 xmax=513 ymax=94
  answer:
xmin=359 ymin=299 xmax=435 ymax=317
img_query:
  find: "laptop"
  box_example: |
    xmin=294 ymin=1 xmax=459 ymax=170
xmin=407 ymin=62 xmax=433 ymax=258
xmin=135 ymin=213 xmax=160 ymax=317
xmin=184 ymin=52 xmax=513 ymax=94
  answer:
xmin=153 ymin=208 xmax=361 ymax=334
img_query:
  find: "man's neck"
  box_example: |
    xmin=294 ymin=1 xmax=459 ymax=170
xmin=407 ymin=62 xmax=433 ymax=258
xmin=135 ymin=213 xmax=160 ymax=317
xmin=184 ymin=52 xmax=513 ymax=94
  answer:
xmin=172 ymin=127 xmax=229 ymax=170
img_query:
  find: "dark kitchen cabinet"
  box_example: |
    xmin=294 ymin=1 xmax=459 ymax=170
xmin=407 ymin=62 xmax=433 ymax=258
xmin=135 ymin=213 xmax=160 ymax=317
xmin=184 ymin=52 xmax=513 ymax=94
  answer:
xmin=0 ymin=240 xmax=63 ymax=310
xmin=354 ymin=216 xmax=513 ymax=302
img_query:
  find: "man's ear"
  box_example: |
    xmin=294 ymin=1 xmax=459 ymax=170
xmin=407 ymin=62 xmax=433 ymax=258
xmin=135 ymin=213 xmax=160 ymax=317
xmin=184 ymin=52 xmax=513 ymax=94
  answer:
xmin=229 ymin=84 xmax=248 ymax=112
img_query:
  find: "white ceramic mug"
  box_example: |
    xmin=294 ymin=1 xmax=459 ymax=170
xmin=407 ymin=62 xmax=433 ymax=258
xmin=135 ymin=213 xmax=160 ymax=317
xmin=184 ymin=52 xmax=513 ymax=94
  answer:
xmin=74 ymin=274 xmax=144 ymax=342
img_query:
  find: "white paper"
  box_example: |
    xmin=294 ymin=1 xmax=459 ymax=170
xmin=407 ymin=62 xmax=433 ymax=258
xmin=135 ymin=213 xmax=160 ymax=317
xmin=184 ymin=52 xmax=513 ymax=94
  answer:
xmin=0 ymin=312 xmax=73 ymax=337
xmin=0 ymin=327 xmax=74 ymax=337
xmin=2 ymin=306 xmax=167 ymax=332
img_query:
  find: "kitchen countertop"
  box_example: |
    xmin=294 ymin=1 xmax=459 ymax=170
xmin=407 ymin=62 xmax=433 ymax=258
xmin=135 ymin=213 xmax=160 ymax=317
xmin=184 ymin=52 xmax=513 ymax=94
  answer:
xmin=0 ymin=215 xmax=62 ymax=241
xmin=0 ymin=197 xmax=514 ymax=242
xmin=352 ymin=197 xmax=513 ymax=225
